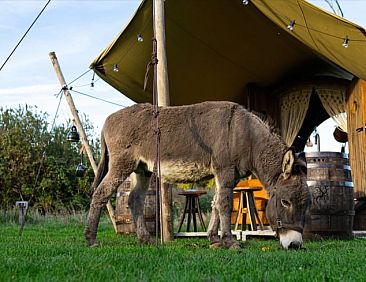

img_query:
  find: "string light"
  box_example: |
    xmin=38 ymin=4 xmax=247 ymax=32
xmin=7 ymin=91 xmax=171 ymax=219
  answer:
xmin=287 ymin=20 xmax=296 ymax=31
xmin=277 ymin=10 xmax=360 ymax=51
xmin=242 ymin=0 xmax=249 ymax=5
xmin=271 ymin=8 xmax=366 ymax=50
xmin=137 ymin=34 xmax=144 ymax=42
xmin=113 ymin=64 xmax=119 ymax=72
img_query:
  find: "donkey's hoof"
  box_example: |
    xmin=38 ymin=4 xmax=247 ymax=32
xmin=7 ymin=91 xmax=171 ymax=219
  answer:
xmin=139 ymin=236 xmax=154 ymax=245
xmin=87 ymin=240 xmax=99 ymax=247
xmin=209 ymin=242 xmax=222 ymax=249
xmin=222 ymin=239 xmax=241 ymax=250
xmin=228 ymin=242 xmax=241 ymax=250
xmin=145 ymin=238 xmax=156 ymax=245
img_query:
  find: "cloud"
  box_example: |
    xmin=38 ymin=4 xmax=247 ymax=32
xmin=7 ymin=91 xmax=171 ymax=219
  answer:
xmin=0 ymin=81 xmax=134 ymax=132
xmin=0 ymin=84 xmax=62 ymax=119
xmin=0 ymin=24 xmax=16 ymax=31
xmin=0 ymin=83 xmax=60 ymax=97
xmin=0 ymin=1 xmax=43 ymax=17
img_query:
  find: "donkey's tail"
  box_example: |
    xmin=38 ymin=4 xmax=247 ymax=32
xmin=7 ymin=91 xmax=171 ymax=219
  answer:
xmin=91 ymin=130 xmax=109 ymax=192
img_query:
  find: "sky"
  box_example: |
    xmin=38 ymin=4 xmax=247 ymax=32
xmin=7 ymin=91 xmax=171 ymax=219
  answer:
xmin=0 ymin=0 xmax=365 ymax=152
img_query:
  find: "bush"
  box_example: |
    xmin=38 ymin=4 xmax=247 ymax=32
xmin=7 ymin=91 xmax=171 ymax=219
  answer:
xmin=0 ymin=105 xmax=98 ymax=212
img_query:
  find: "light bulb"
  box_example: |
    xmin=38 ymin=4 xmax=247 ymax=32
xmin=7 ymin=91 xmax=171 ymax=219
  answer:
xmin=287 ymin=20 xmax=295 ymax=31
xmin=242 ymin=0 xmax=249 ymax=5
xmin=137 ymin=34 xmax=143 ymax=42
xmin=113 ymin=64 xmax=119 ymax=72
xmin=342 ymin=36 xmax=349 ymax=48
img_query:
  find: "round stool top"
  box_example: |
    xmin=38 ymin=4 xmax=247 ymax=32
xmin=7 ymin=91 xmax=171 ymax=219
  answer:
xmin=234 ymin=186 xmax=263 ymax=192
xmin=236 ymin=179 xmax=263 ymax=188
xmin=178 ymin=189 xmax=207 ymax=196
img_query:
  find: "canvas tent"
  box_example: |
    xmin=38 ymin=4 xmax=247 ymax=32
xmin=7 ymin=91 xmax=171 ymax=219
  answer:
xmin=91 ymin=0 xmax=366 ymax=196
xmin=91 ymin=0 xmax=366 ymax=104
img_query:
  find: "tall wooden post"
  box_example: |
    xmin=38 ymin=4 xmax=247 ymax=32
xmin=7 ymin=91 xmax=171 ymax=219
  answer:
xmin=154 ymin=0 xmax=170 ymax=107
xmin=154 ymin=0 xmax=173 ymax=242
xmin=346 ymin=78 xmax=366 ymax=198
xmin=49 ymin=52 xmax=117 ymax=232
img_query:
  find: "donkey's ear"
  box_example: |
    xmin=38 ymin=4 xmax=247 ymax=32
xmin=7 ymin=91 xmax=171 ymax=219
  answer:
xmin=295 ymin=152 xmax=307 ymax=175
xmin=282 ymin=150 xmax=294 ymax=179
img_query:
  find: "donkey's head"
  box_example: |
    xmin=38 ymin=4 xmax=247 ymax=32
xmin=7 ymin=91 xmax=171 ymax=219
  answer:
xmin=265 ymin=151 xmax=310 ymax=250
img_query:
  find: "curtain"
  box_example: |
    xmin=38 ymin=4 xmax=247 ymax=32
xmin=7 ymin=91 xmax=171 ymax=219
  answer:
xmin=316 ymin=87 xmax=347 ymax=133
xmin=279 ymin=88 xmax=312 ymax=146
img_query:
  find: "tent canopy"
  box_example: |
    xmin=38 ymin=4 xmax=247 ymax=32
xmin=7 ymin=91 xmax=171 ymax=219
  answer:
xmin=91 ymin=0 xmax=366 ymax=105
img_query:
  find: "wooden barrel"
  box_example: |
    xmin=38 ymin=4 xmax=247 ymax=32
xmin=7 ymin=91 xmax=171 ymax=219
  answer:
xmin=304 ymin=152 xmax=354 ymax=239
xmin=115 ymin=178 xmax=158 ymax=235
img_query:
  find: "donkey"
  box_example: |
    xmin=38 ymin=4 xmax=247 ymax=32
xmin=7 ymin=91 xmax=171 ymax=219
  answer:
xmin=85 ymin=101 xmax=310 ymax=249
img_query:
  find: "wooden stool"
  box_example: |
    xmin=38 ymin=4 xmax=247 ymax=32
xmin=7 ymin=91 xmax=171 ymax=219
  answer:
xmin=177 ymin=190 xmax=207 ymax=232
xmin=233 ymin=186 xmax=264 ymax=231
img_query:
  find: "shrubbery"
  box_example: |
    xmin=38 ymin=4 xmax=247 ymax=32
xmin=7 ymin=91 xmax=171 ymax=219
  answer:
xmin=0 ymin=105 xmax=98 ymax=212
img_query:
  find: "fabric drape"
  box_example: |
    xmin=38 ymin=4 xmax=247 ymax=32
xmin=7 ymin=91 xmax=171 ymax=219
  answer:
xmin=316 ymin=87 xmax=347 ymax=132
xmin=279 ymin=88 xmax=312 ymax=146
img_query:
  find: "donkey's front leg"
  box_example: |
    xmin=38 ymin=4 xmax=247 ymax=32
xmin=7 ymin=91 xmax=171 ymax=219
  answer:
xmin=207 ymin=192 xmax=221 ymax=248
xmin=85 ymin=172 xmax=126 ymax=247
xmin=214 ymin=169 xmax=239 ymax=249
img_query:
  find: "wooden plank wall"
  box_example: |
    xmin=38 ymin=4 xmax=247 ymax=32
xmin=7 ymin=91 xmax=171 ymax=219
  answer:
xmin=346 ymin=78 xmax=366 ymax=198
xmin=243 ymin=84 xmax=280 ymax=128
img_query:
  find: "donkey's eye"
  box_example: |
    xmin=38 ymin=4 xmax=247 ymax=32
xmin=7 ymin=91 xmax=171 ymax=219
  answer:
xmin=281 ymin=199 xmax=291 ymax=208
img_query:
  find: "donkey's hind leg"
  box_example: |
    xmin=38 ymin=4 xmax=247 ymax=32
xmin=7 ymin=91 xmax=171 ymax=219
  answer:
xmin=128 ymin=172 xmax=152 ymax=244
xmin=85 ymin=169 xmax=129 ymax=247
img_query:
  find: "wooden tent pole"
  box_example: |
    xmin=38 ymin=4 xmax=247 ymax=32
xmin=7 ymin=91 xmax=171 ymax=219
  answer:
xmin=153 ymin=0 xmax=173 ymax=242
xmin=49 ymin=52 xmax=117 ymax=232
xmin=154 ymin=0 xmax=170 ymax=107
xmin=346 ymin=78 xmax=366 ymax=198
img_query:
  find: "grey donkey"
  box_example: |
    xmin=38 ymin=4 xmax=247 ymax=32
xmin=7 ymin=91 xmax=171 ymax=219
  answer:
xmin=85 ymin=101 xmax=310 ymax=249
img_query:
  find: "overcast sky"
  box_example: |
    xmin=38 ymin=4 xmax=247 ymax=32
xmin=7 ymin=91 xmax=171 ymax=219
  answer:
xmin=0 ymin=0 xmax=365 ymax=152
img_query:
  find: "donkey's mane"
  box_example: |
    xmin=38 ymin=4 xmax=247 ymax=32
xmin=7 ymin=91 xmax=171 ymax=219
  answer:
xmin=250 ymin=110 xmax=281 ymax=137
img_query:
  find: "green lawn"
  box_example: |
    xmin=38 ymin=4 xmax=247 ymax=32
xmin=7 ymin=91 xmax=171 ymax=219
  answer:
xmin=1 ymin=214 xmax=366 ymax=282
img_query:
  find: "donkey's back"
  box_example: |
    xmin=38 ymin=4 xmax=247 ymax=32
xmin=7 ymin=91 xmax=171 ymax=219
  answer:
xmin=102 ymin=101 xmax=251 ymax=183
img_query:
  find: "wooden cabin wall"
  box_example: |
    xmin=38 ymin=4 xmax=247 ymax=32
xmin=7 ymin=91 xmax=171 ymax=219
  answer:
xmin=243 ymin=84 xmax=280 ymax=129
xmin=346 ymin=78 xmax=366 ymax=199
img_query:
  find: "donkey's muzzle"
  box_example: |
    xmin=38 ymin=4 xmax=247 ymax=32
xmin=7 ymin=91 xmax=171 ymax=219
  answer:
xmin=279 ymin=229 xmax=303 ymax=250
xmin=288 ymin=241 xmax=302 ymax=250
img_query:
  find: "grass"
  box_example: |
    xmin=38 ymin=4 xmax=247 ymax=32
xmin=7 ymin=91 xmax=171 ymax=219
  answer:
xmin=1 ymin=212 xmax=366 ymax=282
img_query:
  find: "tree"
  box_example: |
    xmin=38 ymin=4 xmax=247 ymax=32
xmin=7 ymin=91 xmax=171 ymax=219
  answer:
xmin=0 ymin=105 xmax=99 ymax=212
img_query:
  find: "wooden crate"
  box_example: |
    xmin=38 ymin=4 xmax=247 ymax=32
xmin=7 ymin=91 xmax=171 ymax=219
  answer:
xmin=115 ymin=179 xmax=158 ymax=235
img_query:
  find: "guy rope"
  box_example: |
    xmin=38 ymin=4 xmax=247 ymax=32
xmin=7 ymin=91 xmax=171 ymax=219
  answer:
xmin=144 ymin=25 xmax=163 ymax=246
